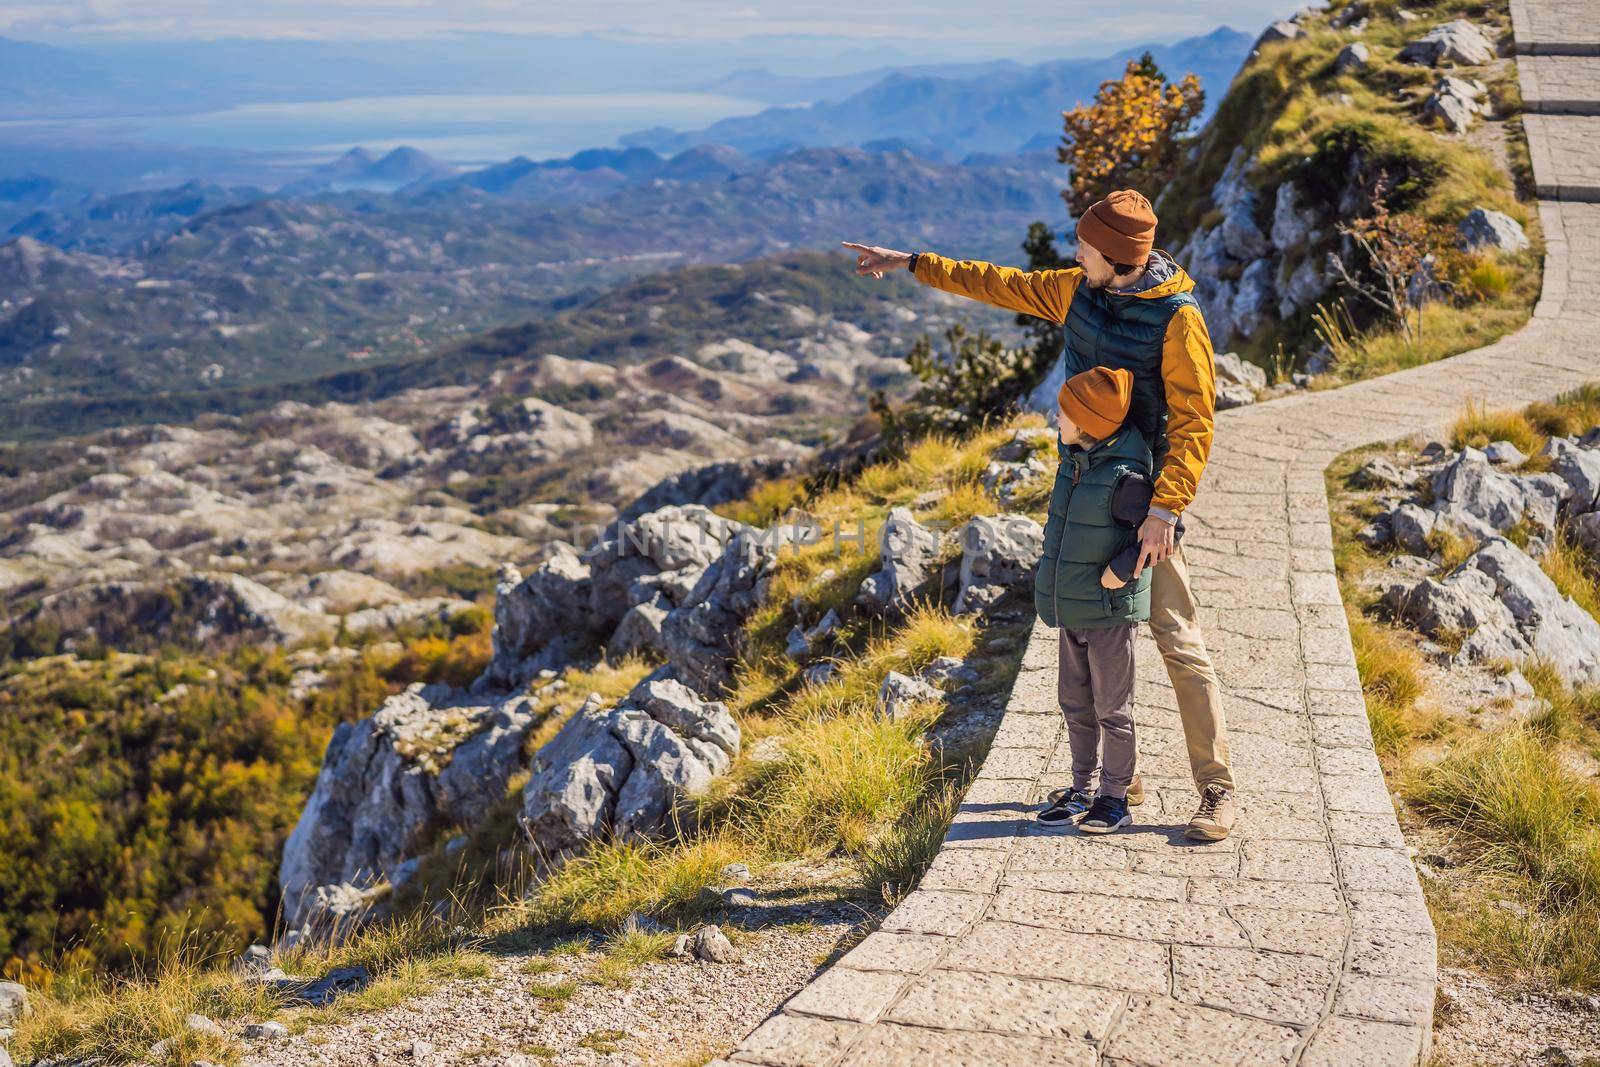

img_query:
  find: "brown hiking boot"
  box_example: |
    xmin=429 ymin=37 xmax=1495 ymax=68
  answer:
xmin=1126 ymin=773 xmax=1145 ymax=807
xmin=1186 ymin=784 xmax=1236 ymax=841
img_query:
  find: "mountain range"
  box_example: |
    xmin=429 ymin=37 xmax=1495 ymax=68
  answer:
xmin=621 ymin=27 xmax=1253 ymax=158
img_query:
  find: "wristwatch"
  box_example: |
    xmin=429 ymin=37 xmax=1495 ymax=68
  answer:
xmin=908 ymin=251 xmax=922 ymax=273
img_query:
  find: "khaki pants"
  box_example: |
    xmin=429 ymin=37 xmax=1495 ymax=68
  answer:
xmin=1148 ymin=544 xmax=1235 ymax=792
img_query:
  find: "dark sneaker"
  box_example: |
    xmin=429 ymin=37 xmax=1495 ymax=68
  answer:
xmin=1036 ymin=787 xmax=1093 ymax=831
xmin=1186 ymin=785 xmax=1237 ymax=841
xmin=1078 ymin=794 xmax=1132 ymax=835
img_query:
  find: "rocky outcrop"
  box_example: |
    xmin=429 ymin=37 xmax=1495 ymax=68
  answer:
xmin=1430 ymin=446 xmax=1567 ymax=539
xmin=1177 ymin=150 xmax=1327 ymax=351
xmin=1425 ymin=76 xmax=1489 ymax=133
xmin=952 ymin=514 xmax=1044 ymax=614
xmin=486 ymin=504 xmax=746 ymax=686
xmin=278 ymin=684 xmax=538 ymax=935
xmin=658 ymin=527 xmax=787 ymax=695
xmin=1399 ymin=20 xmax=1496 ymax=67
xmin=519 ymin=676 xmax=739 ymax=855
xmin=854 ymin=507 xmax=943 ymax=615
xmin=1386 ymin=538 xmax=1600 ymax=686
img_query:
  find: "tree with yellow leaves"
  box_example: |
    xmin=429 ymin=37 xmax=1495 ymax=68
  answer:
xmin=1058 ymin=53 xmax=1204 ymax=217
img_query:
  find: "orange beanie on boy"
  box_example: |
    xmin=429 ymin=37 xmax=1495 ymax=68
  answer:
xmin=1057 ymin=366 xmax=1133 ymax=441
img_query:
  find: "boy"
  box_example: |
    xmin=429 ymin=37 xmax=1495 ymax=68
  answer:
xmin=1034 ymin=366 xmax=1183 ymax=834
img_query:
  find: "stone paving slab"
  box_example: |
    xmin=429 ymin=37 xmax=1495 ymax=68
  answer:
xmin=1511 ymin=0 xmax=1600 ymax=54
xmin=1525 ymin=115 xmax=1600 ymax=201
xmin=1519 ymin=55 xmax=1600 ymax=113
xmin=724 ymin=24 xmax=1600 ymax=1064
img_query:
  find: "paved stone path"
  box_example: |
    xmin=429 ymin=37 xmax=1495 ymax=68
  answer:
xmin=716 ymin=10 xmax=1600 ymax=1064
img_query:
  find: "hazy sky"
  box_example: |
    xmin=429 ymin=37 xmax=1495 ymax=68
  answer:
xmin=4 ymin=0 xmax=1307 ymax=53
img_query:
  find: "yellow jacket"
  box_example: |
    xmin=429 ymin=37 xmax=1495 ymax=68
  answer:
xmin=911 ymin=251 xmax=1215 ymax=519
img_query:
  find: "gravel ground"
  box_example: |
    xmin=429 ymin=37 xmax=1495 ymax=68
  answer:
xmin=238 ymin=895 xmax=877 ymax=1066
xmin=1432 ymin=968 xmax=1600 ymax=1066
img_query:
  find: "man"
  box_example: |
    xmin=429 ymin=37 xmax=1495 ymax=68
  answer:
xmin=842 ymin=188 xmax=1236 ymax=840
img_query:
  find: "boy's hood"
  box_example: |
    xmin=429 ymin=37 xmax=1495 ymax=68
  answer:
xmin=1109 ymin=248 xmax=1194 ymax=300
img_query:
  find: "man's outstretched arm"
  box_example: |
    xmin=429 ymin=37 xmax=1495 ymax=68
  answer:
xmin=842 ymin=242 xmax=1082 ymax=324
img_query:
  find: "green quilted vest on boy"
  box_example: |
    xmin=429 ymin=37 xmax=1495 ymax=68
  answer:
xmin=1034 ymin=423 xmax=1155 ymax=630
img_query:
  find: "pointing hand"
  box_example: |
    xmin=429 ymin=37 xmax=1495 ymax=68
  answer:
xmin=841 ymin=241 xmax=911 ymax=280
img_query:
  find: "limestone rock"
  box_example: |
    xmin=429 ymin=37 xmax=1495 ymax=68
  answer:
xmin=1458 ymin=207 xmax=1530 ymax=254
xmin=234 ymin=944 xmax=273 ymax=975
xmin=1278 ymin=254 xmax=1328 ymax=320
xmin=1390 ymin=539 xmax=1600 ymax=685
xmin=1430 ymin=447 xmax=1566 ymax=537
xmin=1222 ymin=195 xmax=1271 ymax=264
xmin=658 ymin=527 xmax=787 ymax=695
xmin=991 ymin=427 xmax=1057 ymax=462
xmin=854 ymin=507 xmax=942 ymax=615
xmin=243 ymin=1021 xmax=289 ymax=1040
xmin=254 ymin=965 xmax=372 ymax=1007
xmin=608 ymin=594 xmax=672 ymax=659
xmin=1541 ymin=438 xmax=1600 ymax=512
xmin=1483 ymin=440 xmax=1527 ymax=466
xmin=1574 ymin=512 xmax=1600 ymax=555
xmin=1257 ymin=20 xmax=1304 ymax=46
xmin=519 ymin=676 xmax=739 ymax=855
xmin=1467 ymin=539 xmax=1600 ymax=685
xmin=689 ymin=924 xmax=737 ymax=963
xmin=785 ymin=607 xmax=840 ymax=660
xmin=1334 ymin=41 xmax=1371 ymax=72
xmin=1216 ymin=382 xmax=1258 ymax=410
xmin=1270 ymin=182 xmax=1318 ymax=252
xmin=1215 ymin=352 xmax=1268 ymax=391
xmin=1356 ymin=457 xmax=1414 ymax=490
xmin=877 ymin=670 xmax=943 ymax=721
xmin=981 ymin=455 xmax=1052 ymax=505
xmin=485 ymin=550 xmax=592 ymax=687
xmin=1425 ymin=88 xmax=1476 ymax=133
xmin=0 ymin=981 xmax=28 ymax=1025
xmin=1399 ymin=19 xmax=1495 ymax=66
xmin=584 ymin=505 xmax=746 ymax=631
xmin=621 ymin=455 xmax=805 ymax=521
xmin=802 ymin=661 xmax=839 ymax=686
xmin=952 ymin=513 xmax=1044 ymax=614
xmin=1231 ymin=257 xmax=1278 ymax=339
xmin=920 ymin=656 xmax=980 ymax=686
xmin=278 ymin=685 xmax=537 ymax=934
xmin=1389 ymin=503 xmax=1439 ymax=555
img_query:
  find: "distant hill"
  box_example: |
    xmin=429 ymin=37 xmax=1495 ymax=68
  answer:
xmin=0 ymin=144 xmax=1056 ymax=438
xmin=681 ymin=58 xmax=1024 ymax=106
xmin=619 ymin=27 xmax=1254 ymax=158
xmin=276 ymin=146 xmax=460 ymax=195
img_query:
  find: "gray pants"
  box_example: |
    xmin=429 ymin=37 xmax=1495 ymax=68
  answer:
xmin=1058 ymin=623 xmax=1137 ymax=799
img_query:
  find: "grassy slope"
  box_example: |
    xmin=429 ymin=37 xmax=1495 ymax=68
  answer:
xmin=1329 ymin=387 xmax=1600 ymax=993
xmin=1157 ymin=0 xmax=1540 ymax=380
xmin=10 ymin=412 xmax=1056 ymax=1064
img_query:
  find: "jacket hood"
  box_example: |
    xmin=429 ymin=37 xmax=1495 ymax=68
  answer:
xmin=1110 ymin=248 xmax=1194 ymax=300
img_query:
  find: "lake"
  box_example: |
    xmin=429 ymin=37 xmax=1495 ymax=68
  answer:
xmin=0 ymin=90 xmax=773 ymax=165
